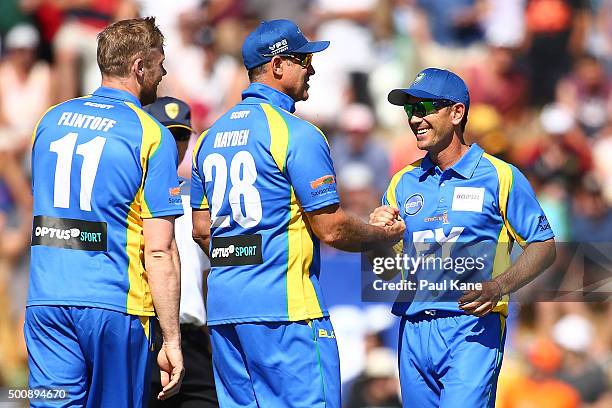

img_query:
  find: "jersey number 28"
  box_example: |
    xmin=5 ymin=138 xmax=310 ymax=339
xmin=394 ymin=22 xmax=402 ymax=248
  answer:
xmin=203 ymin=151 xmax=262 ymax=229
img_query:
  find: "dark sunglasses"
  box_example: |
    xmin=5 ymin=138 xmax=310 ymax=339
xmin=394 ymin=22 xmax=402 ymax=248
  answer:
xmin=403 ymin=100 xmax=455 ymax=119
xmin=280 ymin=53 xmax=313 ymax=68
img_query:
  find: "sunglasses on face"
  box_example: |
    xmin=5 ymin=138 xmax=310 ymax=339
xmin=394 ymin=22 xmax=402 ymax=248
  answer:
xmin=280 ymin=53 xmax=313 ymax=68
xmin=403 ymin=100 xmax=455 ymax=119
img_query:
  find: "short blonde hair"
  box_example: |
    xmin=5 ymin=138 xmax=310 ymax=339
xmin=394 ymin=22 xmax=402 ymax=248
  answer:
xmin=96 ymin=17 xmax=164 ymax=77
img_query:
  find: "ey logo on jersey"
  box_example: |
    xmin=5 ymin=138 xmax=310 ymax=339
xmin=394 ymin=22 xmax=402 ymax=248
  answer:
xmin=412 ymin=227 xmax=465 ymax=259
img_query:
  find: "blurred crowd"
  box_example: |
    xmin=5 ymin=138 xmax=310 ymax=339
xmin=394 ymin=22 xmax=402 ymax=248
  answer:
xmin=0 ymin=0 xmax=611 ymax=406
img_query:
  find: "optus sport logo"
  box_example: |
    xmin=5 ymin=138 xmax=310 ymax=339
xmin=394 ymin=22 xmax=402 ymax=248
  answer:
xmin=32 ymin=216 xmax=107 ymax=251
xmin=210 ymin=234 xmax=263 ymax=267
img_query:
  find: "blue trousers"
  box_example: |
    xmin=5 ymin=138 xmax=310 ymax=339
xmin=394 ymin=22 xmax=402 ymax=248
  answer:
xmin=25 ymin=306 xmax=153 ymax=408
xmin=399 ymin=311 xmax=506 ymax=408
xmin=210 ymin=317 xmax=340 ymax=408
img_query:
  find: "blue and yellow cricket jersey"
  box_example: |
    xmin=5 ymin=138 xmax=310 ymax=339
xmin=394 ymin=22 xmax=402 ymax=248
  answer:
xmin=383 ymin=144 xmax=554 ymax=316
xmin=28 ymin=87 xmax=183 ymax=316
xmin=191 ymin=83 xmax=340 ymax=325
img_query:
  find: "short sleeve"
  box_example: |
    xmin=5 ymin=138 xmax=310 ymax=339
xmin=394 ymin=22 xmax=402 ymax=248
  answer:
xmin=285 ymin=124 xmax=340 ymax=212
xmin=190 ymin=130 xmax=210 ymax=210
xmin=504 ymin=166 xmax=554 ymax=244
xmin=190 ymin=162 xmax=209 ymax=210
xmin=142 ymin=126 xmax=184 ymax=218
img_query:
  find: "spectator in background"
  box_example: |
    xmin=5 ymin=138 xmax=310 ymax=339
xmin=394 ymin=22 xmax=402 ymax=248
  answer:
xmin=299 ymin=0 xmax=376 ymax=125
xmin=463 ymin=34 xmax=529 ymax=123
xmin=523 ymin=104 xmax=592 ymax=182
xmin=556 ymin=54 xmax=612 ymax=137
xmin=498 ymin=338 xmax=581 ymax=408
xmin=53 ymin=0 xmax=138 ymax=102
xmin=0 ymin=150 xmax=32 ymax=387
xmin=553 ymin=314 xmax=611 ymax=405
xmin=162 ymin=25 xmax=244 ymax=132
xmin=345 ymin=348 xmax=401 ymax=408
xmin=331 ymin=103 xmax=390 ymax=195
xmin=411 ymin=0 xmax=486 ymax=68
xmin=0 ymin=23 xmax=52 ymax=156
xmin=0 ymin=0 xmax=32 ymax=43
xmin=524 ymin=0 xmax=589 ymax=106
xmin=570 ymin=174 xmax=612 ymax=242
xmin=592 ymin=122 xmax=612 ymax=204
xmin=336 ymin=162 xmax=379 ymax=222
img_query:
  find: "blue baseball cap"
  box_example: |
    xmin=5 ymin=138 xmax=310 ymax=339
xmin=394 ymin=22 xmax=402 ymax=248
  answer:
xmin=388 ymin=68 xmax=470 ymax=109
xmin=242 ymin=19 xmax=329 ymax=70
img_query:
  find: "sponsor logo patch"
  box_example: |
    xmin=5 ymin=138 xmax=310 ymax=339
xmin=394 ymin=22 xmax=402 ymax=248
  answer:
xmin=210 ymin=234 xmax=263 ymax=267
xmin=424 ymin=211 xmax=449 ymax=224
xmin=405 ymin=193 xmax=424 ymax=216
xmin=31 ymin=216 xmax=107 ymax=251
xmin=310 ymin=175 xmax=335 ymax=190
xmin=451 ymin=187 xmax=485 ymax=212
xmin=169 ymin=186 xmax=181 ymax=196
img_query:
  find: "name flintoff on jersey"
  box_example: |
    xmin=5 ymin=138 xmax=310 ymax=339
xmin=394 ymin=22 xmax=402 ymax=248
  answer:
xmin=213 ymin=129 xmax=249 ymax=148
xmin=57 ymin=112 xmax=116 ymax=132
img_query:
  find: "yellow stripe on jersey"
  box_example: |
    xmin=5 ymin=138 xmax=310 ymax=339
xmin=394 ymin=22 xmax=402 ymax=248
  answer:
xmin=483 ymin=153 xmax=520 ymax=316
xmin=192 ymin=129 xmax=210 ymax=170
xmin=287 ymin=187 xmax=323 ymax=320
xmin=261 ymin=104 xmax=323 ymax=320
xmin=482 ymin=153 xmax=526 ymax=246
xmin=261 ymin=104 xmax=289 ymax=172
xmin=385 ymin=160 xmax=422 ymax=256
xmin=122 ymin=102 xmax=165 ymax=316
xmin=192 ymin=129 xmax=210 ymax=209
xmin=385 ymin=159 xmax=423 ymax=210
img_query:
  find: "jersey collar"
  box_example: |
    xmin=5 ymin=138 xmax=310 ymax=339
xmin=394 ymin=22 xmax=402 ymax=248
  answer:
xmin=241 ymin=82 xmax=296 ymax=113
xmin=421 ymin=144 xmax=484 ymax=179
xmin=92 ymin=86 xmax=142 ymax=107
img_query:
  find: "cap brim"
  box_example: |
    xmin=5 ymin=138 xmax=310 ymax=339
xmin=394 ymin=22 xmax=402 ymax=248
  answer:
xmin=387 ymin=89 xmax=445 ymax=106
xmin=293 ymin=40 xmax=330 ymax=54
xmin=165 ymin=123 xmax=193 ymax=134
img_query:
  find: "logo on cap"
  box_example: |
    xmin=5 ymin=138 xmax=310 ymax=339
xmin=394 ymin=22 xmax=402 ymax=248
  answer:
xmin=268 ymin=38 xmax=289 ymax=55
xmin=165 ymin=103 xmax=179 ymax=120
xmin=413 ymin=73 xmax=425 ymax=85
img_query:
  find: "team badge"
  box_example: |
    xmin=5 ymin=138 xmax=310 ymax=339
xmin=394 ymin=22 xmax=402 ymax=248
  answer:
xmin=164 ymin=103 xmax=180 ymax=119
xmin=405 ymin=193 xmax=424 ymax=216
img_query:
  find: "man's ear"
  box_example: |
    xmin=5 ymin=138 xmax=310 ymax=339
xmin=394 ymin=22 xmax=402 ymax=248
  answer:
xmin=132 ymin=57 xmax=145 ymax=82
xmin=271 ymin=56 xmax=283 ymax=77
xmin=451 ymin=104 xmax=466 ymax=126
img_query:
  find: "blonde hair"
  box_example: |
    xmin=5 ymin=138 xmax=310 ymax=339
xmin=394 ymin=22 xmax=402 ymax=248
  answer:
xmin=96 ymin=17 xmax=164 ymax=77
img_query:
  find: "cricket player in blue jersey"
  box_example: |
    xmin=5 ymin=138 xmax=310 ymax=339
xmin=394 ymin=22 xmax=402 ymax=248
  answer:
xmin=368 ymin=68 xmax=557 ymax=407
xmin=191 ymin=19 xmax=405 ymax=408
xmin=25 ymin=18 xmax=185 ymax=407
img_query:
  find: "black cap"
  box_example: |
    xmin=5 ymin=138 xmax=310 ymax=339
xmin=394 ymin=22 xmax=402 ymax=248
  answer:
xmin=143 ymin=96 xmax=193 ymax=135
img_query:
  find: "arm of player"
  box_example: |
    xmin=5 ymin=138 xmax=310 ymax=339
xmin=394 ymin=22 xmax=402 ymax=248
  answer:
xmin=305 ymin=204 xmax=405 ymax=253
xmin=192 ymin=209 xmax=211 ymax=257
xmin=143 ymin=216 xmax=185 ymax=400
xmin=458 ymin=238 xmax=556 ymax=317
xmin=365 ymin=205 xmax=404 ymax=280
